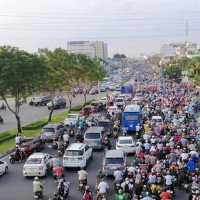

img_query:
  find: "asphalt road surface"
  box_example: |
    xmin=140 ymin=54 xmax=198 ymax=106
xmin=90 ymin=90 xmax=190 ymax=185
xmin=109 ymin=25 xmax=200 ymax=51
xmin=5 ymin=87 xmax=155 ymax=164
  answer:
xmin=0 ymin=133 xmax=190 ymax=200
xmin=0 ymin=92 xmax=111 ymax=133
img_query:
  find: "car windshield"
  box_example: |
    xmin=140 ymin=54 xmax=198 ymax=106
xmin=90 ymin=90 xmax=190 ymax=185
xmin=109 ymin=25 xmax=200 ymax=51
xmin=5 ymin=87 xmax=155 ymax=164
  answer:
xmin=53 ymin=99 xmax=58 ymax=103
xmin=43 ymin=128 xmax=55 ymax=132
xmin=26 ymin=158 xmax=42 ymax=164
xmin=105 ymin=158 xmax=124 ymax=164
xmin=65 ymin=150 xmax=83 ymax=156
xmin=68 ymin=115 xmax=77 ymax=119
xmin=35 ymin=97 xmax=43 ymax=101
xmin=109 ymin=107 xmax=116 ymax=111
xmin=119 ymin=139 xmax=133 ymax=144
xmin=98 ymin=122 xmax=109 ymax=128
xmin=116 ymin=99 xmax=123 ymax=102
xmin=85 ymin=133 xmax=100 ymax=139
xmin=21 ymin=141 xmax=33 ymax=146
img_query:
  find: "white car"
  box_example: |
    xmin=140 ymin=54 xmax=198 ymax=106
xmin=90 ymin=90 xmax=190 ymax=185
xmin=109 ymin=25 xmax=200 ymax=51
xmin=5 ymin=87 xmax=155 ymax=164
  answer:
xmin=107 ymin=106 xmax=121 ymax=116
xmin=116 ymin=136 xmax=135 ymax=154
xmin=151 ymin=116 xmax=163 ymax=125
xmin=23 ymin=153 xmax=53 ymax=177
xmin=115 ymin=98 xmax=126 ymax=107
xmin=99 ymin=97 xmax=109 ymax=105
xmin=109 ymin=85 xmax=116 ymax=91
xmin=63 ymin=143 xmax=93 ymax=168
xmin=0 ymin=160 xmax=8 ymax=175
xmin=64 ymin=114 xmax=84 ymax=126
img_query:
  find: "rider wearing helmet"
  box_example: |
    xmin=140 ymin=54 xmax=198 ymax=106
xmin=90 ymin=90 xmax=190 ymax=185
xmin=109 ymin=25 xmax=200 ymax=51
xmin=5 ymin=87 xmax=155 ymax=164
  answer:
xmin=54 ymin=163 xmax=64 ymax=181
xmin=78 ymin=167 xmax=88 ymax=185
xmin=33 ymin=176 xmax=43 ymax=197
xmin=57 ymin=178 xmax=69 ymax=197
xmin=83 ymin=185 xmax=93 ymax=200
xmin=115 ymin=189 xmax=127 ymax=200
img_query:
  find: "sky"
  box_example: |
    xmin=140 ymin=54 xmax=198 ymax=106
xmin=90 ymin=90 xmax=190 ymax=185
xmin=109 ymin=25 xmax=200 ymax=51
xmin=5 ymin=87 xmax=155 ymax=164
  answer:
xmin=0 ymin=0 xmax=200 ymax=57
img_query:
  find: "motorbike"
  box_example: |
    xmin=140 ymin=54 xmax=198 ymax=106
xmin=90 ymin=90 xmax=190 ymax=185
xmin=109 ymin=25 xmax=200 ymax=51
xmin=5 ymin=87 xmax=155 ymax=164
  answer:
xmin=57 ymin=182 xmax=70 ymax=200
xmin=112 ymin=127 xmax=119 ymax=138
xmin=58 ymin=147 xmax=64 ymax=157
xmin=69 ymin=128 xmax=74 ymax=137
xmin=156 ymin=172 xmax=162 ymax=184
xmin=122 ymin=127 xmax=128 ymax=136
xmin=64 ymin=141 xmax=69 ymax=149
xmin=0 ymin=116 xmax=4 ymax=124
xmin=9 ymin=151 xmax=28 ymax=164
xmin=34 ymin=191 xmax=43 ymax=200
xmin=127 ymin=171 xmax=134 ymax=184
xmin=97 ymin=193 xmax=107 ymax=200
xmin=114 ymin=179 xmax=122 ymax=191
xmin=53 ymin=139 xmax=58 ymax=149
xmin=79 ymin=179 xmax=87 ymax=194
xmin=172 ymin=175 xmax=178 ymax=187
xmin=76 ymin=133 xmax=83 ymax=143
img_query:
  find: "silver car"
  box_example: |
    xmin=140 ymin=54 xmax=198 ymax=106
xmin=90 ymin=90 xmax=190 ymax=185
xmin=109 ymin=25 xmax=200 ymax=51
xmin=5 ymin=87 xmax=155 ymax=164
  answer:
xmin=103 ymin=150 xmax=127 ymax=176
xmin=84 ymin=127 xmax=104 ymax=149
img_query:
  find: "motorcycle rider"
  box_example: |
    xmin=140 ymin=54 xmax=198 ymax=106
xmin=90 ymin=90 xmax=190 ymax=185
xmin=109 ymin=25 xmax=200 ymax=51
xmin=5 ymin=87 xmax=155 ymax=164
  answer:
xmin=52 ymin=192 xmax=62 ymax=200
xmin=57 ymin=178 xmax=69 ymax=197
xmin=54 ymin=163 xmax=64 ymax=181
xmin=63 ymin=131 xmax=70 ymax=145
xmin=102 ymin=136 xmax=111 ymax=149
xmin=52 ymin=154 xmax=61 ymax=168
xmin=114 ymin=168 xmax=123 ymax=182
xmin=128 ymin=163 xmax=136 ymax=174
xmin=33 ymin=176 xmax=43 ymax=197
xmin=159 ymin=188 xmax=171 ymax=200
xmin=57 ymin=137 xmax=64 ymax=152
xmin=78 ymin=167 xmax=88 ymax=186
xmin=165 ymin=171 xmax=175 ymax=194
xmin=83 ymin=185 xmax=93 ymax=200
xmin=187 ymin=157 xmax=196 ymax=172
xmin=115 ymin=189 xmax=127 ymax=200
xmin=121 ymin=178 xmax=133 ymax=199
xmin=96 ymin=178 xmax=109 ymax=200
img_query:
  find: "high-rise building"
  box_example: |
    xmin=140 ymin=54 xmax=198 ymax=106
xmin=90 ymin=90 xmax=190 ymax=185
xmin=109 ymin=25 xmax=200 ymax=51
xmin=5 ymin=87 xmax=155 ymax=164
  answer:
xmin=67 ymin=41 xmax=108 ymax=60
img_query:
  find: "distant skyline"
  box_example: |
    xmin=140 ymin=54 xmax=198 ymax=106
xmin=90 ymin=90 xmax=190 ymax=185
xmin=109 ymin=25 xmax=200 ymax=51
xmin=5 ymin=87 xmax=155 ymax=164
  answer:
xmin=0 ymin=0 xmax=200 ymax=57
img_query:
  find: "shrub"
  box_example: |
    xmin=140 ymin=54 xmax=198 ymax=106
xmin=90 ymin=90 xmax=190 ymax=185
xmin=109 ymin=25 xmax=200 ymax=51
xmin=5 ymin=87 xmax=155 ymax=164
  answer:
xmin=86 ymin=99 xmax=96 ymax=105
xmin=71 ymin=105 xmax=83 ymax=111
xmin=0 ymin=134 xmax=15 ymax=144
xmin=22 ymin=120 xmax=48 ymax=130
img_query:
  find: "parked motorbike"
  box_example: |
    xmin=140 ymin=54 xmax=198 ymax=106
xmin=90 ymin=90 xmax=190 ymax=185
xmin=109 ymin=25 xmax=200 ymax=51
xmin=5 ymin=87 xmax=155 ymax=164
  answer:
xmin=0 ymin=116 xmax=4 ymax=124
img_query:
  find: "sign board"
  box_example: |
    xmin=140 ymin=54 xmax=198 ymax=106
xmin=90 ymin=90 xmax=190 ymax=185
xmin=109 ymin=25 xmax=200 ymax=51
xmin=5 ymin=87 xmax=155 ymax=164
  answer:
xmin=68 ymin=41 xmax=84 ymax=45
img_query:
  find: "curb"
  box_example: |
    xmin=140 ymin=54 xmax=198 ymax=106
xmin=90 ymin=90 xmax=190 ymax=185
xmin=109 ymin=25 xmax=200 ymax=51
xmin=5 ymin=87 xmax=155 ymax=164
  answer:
xmin=0 ymin=147 xmax=15 ymax=159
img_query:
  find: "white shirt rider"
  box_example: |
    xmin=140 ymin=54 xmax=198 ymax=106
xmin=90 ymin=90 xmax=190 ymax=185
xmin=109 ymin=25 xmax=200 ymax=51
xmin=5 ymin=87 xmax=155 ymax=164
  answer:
xmin=114 ymin=170 xmax=123 ymax=181
xmin=165 ymin=174 xmax=173 ymax=185
xmin=98 ymin=181 xmax=109 ymax=194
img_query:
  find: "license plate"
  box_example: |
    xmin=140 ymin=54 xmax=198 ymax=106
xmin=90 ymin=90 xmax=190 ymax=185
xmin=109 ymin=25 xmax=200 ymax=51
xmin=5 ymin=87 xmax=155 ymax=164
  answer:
xmin=34 ymin=195 xmax=38 ymax=198
xmin=111 ymin=166 xmax=117 ymax=170
xmin=79 ymin=183 xmax=83 ymax=186
xmin=116 ymin=183 xmax=120 ymax=186
xmin=45 ymin=133 xmax=52 ymax=136
xmin=27 ymin=172 xmax=38 ymax=176
xmin=130 ymin=125 xmax=133 ymax=127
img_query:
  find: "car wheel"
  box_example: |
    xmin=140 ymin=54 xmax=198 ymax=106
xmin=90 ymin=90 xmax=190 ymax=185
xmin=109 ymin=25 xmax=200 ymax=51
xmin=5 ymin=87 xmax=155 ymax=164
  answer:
xmin=90 ymin=152 xmax=93 ymax=160
xmin=4 ymin=166 xmax=8 ymax=174
xmin=44 ymin=170 xmax=48 ymax=177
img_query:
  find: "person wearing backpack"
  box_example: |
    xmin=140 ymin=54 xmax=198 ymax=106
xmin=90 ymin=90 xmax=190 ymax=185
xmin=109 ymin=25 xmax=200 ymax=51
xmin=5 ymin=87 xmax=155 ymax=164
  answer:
xmin=83 ymin=186 xmax=93 ymax=200
xmin=121 ymin=178 xmax=133 ymax=199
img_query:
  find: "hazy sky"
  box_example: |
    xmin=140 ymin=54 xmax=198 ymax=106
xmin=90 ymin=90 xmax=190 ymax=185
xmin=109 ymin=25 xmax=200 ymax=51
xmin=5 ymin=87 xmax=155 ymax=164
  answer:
xmin=0 ymin=0 xmax=200 ymax=57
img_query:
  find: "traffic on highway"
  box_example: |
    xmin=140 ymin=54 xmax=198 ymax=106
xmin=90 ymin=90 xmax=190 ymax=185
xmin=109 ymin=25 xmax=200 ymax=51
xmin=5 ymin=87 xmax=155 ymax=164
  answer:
xmin=0 ymin=64 xmax=200 ymax=200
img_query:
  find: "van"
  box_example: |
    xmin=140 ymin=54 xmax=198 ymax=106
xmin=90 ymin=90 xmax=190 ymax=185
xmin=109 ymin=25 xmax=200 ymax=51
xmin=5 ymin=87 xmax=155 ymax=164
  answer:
xmin=103 ymin=150 xmax=127 ymax=175
xmin=84 ymin=127 xmax=104 ymax=149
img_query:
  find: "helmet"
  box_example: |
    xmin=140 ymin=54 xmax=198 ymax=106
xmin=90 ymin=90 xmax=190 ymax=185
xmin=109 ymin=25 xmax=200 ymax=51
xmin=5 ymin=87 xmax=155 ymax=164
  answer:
xmin=98 ymin=169 xmax=102 ymax=174
xmin=118 ymin=189 xmax=123 ymax=194
xmin=60 ymin=179 xmax=64 ymax=183
xmin=157 ymin=160 xmax=160 ymax=164
xmin=34 ymin=176 xmax=39 ymax=181
xmin=85 ymin=185 xmax=90 ymax=190
xmin=57 ymin=163 xmax=61 ymax=166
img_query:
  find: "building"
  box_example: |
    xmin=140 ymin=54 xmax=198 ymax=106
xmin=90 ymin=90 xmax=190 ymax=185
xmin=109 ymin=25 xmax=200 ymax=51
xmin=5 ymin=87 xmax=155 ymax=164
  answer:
xmin=67 ymin=41 xmax=108 ymax=60
xmin=160 ymin=42 xmax=197 ymax=63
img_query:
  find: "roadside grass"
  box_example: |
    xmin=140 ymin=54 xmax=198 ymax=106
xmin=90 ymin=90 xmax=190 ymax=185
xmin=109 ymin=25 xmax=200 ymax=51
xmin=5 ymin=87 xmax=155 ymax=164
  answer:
xmin=0 ymin=110 xmax=78 ymax=153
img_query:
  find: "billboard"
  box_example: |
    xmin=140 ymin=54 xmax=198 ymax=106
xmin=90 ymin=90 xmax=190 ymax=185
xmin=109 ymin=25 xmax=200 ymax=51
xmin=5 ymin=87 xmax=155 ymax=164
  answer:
xmin=68 ymin=41 xmax=84 ymax=45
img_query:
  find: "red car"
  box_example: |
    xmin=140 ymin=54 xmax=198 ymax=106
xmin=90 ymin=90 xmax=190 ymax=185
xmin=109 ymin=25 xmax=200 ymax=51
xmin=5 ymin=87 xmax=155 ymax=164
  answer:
xmin=81 ymin=106 xmax=98 ymax=116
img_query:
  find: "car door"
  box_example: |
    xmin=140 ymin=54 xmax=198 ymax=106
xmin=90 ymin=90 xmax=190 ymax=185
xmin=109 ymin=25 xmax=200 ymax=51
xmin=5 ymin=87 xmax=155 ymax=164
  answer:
xmin=84 ymin=145 xmax=91 ymax=160
xmin=0 ymin=161 xmax=4 ymax=174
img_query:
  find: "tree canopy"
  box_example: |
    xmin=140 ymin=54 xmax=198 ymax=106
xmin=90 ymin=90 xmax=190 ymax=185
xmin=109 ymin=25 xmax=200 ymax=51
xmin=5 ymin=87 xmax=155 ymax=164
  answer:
xmin=113 ymin=53 xmax=126 ymax=59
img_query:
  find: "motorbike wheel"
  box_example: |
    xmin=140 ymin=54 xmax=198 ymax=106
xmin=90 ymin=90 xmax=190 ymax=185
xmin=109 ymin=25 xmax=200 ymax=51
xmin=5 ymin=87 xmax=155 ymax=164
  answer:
xmin=9 ymin=158 xmax=15 ymax=164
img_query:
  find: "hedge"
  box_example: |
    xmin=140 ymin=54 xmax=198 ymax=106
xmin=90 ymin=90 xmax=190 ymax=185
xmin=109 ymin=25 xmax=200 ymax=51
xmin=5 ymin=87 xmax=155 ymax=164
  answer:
xmin=22 ymin=120 xmax=48 ymax=130
xmin=71 ymin=105 xmax=83 ymax=111
xmin=0 ymin=133 xmax=16 ymax=144
xmin=86 ymin=99 xmax=96 ymax=105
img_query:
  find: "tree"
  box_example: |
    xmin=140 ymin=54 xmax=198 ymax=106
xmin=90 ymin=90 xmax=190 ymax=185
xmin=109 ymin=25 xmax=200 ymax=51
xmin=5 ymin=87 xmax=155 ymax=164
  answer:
xmin=0 ymin=46 xmax=47 ymax=133
xmin=163 ymin=66 xmax=182 ymax=81
xmin=38 ymin=48 xmax=66 ymax=122
xmin=113 ymin=53 xmax=126 ymax=59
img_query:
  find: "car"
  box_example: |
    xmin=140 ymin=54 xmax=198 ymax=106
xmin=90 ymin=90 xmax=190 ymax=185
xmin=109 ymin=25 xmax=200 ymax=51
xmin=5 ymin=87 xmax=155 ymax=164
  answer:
xmin=0 ymin=160 xmax=8 ymax=175
xmin=97 ymin=119 xmax=112 ymax=136
xmin=131 ymin=97 xmax=143 ymax=105
xmin=40 ymin=124 xmax=66 ymax=141
xmin=90 ymin=101 xmax=104 ymax=111
xmin=32 ymin=96 xmax=51 ymax=106
xmin=103 ymin=149 xmax=127 ymax=176
xmin=47 ymin=98 xmax=66 ymax=109
xmin=107 ymin=106 xmax=121 ymax=116
xmin=116 ymin=136 xmax=135 ymax=154
xmin=64 ymin=114 xmax=85 ymax=126
xmin=151 ymin=116 xmax=163 ymax=125
xmin=81 ymin=106 xmax=98 ymax=116
xmin=62 ymin=143 xmax=93 ymax=168
xmin=89 ymin=88 xmax=98 ymax=95
xmin=115 ymin=98 xmax=126 ymax=107
xmin=84 ymin=127 xmax=105 ymax=149
xmin=99 ymin=97 xmax=109 ymax=105
xmin=19 ymin=136 xmax=45 ymax=153
xmin=100 ymin=86 xmax=106 ymax=92
xmin=23 ymin=153 xmax=53 ymax=177
xmin=109 ymin=85 xmax=116 ymax=91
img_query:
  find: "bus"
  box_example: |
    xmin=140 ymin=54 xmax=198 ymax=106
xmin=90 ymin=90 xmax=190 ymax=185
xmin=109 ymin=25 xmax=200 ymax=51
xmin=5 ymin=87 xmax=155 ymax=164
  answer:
xmin=122 ymin=105 xmax=142 ymax=131
xmin=121 ymin=83 xmax=133 ymax=94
